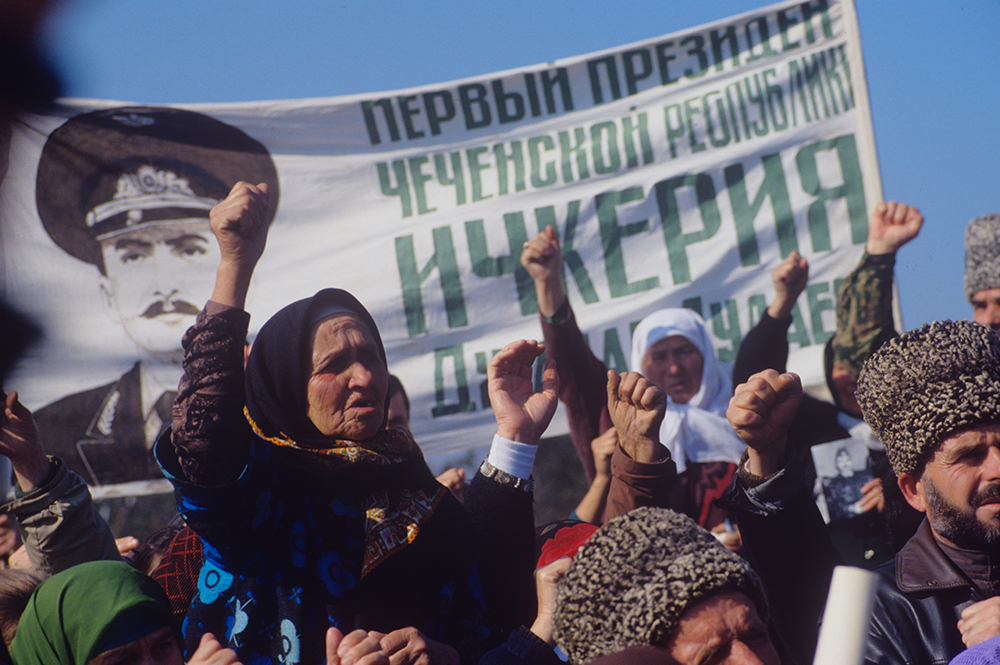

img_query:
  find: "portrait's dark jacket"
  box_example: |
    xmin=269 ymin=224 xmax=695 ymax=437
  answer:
xmin=32 ymin=362 xmax=172 ymax=487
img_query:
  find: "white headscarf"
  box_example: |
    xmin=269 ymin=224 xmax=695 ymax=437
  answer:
xmin=630 ymin=308 xmax=746 ymax=473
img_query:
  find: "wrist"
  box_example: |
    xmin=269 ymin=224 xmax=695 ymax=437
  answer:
xmin=766 ymin=301 xmax=793 ymax=320
xmin=529 ymin=614 xmax=555 ymax=646
xmin=496 ymin=426 xmax=538 ymax=446
xmin=622 ymin=436 xmax=661 ymax=464
xmin=212 ymin=261 xmax=255 ymax=308
xmin=14 ymin=453 xmax=51 ymax=492
xmin=865 ymin=240 xmax=897 ymax=256
xmin=536 ymin=278 xmax=566 ymax=319
xmin=745 ymin=440 xmax=788 ymax=478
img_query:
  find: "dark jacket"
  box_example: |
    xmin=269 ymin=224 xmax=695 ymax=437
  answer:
xmin=477 ymin=627 xmax=563 ymax=665
xmin=868 ymin=519 xmax=978 ymax=665
xmin=718 ymin=459 xmax=841 ymax=665
xmin=733 ymin=311 xmax=893 ymax=568
xmin=33 ymin=362 xmax=174 ymax=488
xmin=158 ymin=302 xmax=530 ymax=665
xmin=722 ymin=462 xmax=984 ymax=665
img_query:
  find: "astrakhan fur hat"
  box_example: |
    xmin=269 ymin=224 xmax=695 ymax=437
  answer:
xmin=964 ymin=214 xmax=1000 ymax=302
xmin=552 ymin=507 xmax=767 ymax=664
xmin=856 ymin=319 xmax=1000 ymax=476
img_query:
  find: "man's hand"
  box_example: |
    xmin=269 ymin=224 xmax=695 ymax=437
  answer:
xmin=766 ymin=251 xmax=809 ymax=320
xmin=377 ymin=627 xmax=459 ymax=665
xmin=866 ymin=201 xmax=923 ymax=255
xmin=187 ymin=633 xmax=243 ymax=665
xmin=857 ymin=478 xmax=885 ymax=514
xmin=710 ymin=521 xmax=742 ymax=554
xmin=530 ymin=557 xmax=572 ymax=646
xmin=488 ymin=340 xmax=558 ymax=445
xmin=606 ymin=370 xmax=667 ymax=464
xmin=519 ymin=226 xmax=566 ymax=318
xmin=959 ymin=598 xmax=1000 ymax=648
xmin=7 ymin=543 xmax=29 ymax=569
xmin=327 ymin=627 xmax=389 ymax=665
xmin=434 ymin=467 xmax=466 ymax=503
xmin=590 ymin=428 xmax=619 ymax=480
xmin=115 ymin=536 xmax=141 ymax=558
xmin=0 ymin=390 xmax=50 ymax=492
xmin=727 ymin=370 xmax=803 ymax=477
xmin=209 ymin=181 xmax=271 ymax=308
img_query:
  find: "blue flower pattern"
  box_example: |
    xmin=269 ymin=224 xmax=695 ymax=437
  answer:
xmin=279 ymin=620 xmax=300 ymax=665
xmin=198 ymin=559 xmax=234 ymax=605
xmin=175 ymin=438 xmax=493 ymax=665
xmin=318 ymin=548 xmax=356 ymax=597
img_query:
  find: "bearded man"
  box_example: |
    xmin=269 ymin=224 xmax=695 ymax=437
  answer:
xmin=726 ymin=319 xmax=1000 ymax=665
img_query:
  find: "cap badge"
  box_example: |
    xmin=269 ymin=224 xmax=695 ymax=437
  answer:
xmin=86 ymin=165 xmax=218 ymax=229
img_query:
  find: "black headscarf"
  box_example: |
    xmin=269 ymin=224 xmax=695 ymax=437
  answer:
xmin=241 ymin=289 xmax=445 ymax=575
xmin=245 ymin=288 xmax=388 ymax=447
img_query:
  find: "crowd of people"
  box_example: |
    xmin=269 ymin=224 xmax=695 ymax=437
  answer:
xmin=4 ymin=166 xmax=1000 ymax=665
xmin=4 ymin=19 xmax=1000 ymax=660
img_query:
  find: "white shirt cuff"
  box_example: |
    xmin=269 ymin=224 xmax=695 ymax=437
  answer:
xmin=487 ymin=434 xmax=537 ymax=480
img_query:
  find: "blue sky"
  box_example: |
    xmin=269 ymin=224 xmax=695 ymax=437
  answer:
xmin=40 ymin=0 xmax=999 ymax=330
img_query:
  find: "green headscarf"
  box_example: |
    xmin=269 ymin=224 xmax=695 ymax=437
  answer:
xmin=10 ymin=561 xmax=176 ymax=665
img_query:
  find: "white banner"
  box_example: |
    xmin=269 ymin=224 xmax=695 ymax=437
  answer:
xmin=1 ymin=0 xmax=883 ymax=495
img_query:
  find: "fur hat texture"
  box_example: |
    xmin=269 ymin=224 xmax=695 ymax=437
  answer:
xmin=552 ymin=507 xmax=767 ymax=664
xmin=856 ymin=319 xmax=1000 ymax=476
xmin=964 ymin=214 xmax=1000 ymax=301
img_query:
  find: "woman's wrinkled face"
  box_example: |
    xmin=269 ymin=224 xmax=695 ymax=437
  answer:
xmin=641 ymin=335 xmax=704 ymax=405
xmin=306 ymin=313 xmax=388 ymax=441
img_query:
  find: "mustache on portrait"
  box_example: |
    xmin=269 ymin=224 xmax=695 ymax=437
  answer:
xmin=141 ymin=299 xmax=201 ymax=318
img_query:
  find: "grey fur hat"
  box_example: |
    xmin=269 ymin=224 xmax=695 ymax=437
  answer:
xmin=856 ymin=319 xmax=1000 ymax=476
xmin=552 ymin=507 xmax=767 ymax=664
xmin=964 ymin=214 xmax=1000 ymax=301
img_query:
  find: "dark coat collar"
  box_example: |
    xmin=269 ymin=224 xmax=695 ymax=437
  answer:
xmin=895 ymin=518 xmax=972 ymax=593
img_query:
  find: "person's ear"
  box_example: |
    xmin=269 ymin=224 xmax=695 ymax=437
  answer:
xmin=898 ymin=471 xmax=927 ymax=513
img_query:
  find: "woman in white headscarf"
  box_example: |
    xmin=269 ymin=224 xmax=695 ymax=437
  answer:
xmin=629 ymin=309 xmax=746 ymax=526
xmin=631 ymin=309 xmax=745 ymax=469
xmin=522 ymin=227 xmax=744 ymax=529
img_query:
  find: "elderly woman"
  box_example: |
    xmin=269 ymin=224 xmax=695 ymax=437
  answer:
xmin=521 ymin=227 xmax=745 ymax=528
xmin=156 ymin=183 xmax=556 ymax=665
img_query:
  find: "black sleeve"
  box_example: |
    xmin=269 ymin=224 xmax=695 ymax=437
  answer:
xmin=464 ymin=471 xmax=537 ymax=633
xmin=477 ymin=627 xmax=563 ymax=665
xmin=733 ymin=312 xmax=792 ymax=386
xmin=720 ymin=466 xmax=844 ymax=665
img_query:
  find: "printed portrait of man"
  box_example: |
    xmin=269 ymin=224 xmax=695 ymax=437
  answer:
xmin=811 ymin=438 xmax=873 ymax=523
xmin=32 ymin=106 xmax=279 ymax=489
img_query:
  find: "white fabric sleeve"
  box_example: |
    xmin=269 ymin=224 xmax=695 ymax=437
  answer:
xmin=487 ymin=434 xmax=537 ymax=480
